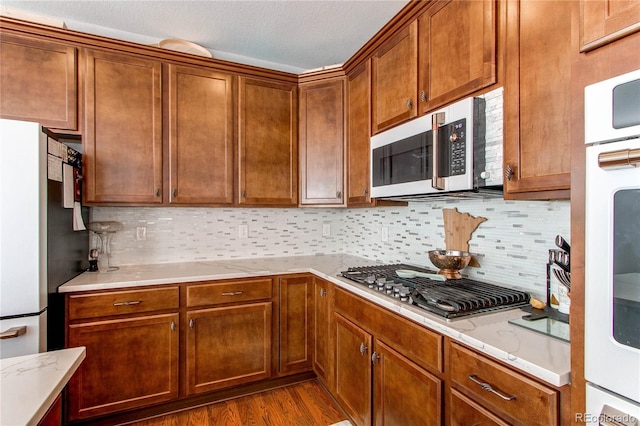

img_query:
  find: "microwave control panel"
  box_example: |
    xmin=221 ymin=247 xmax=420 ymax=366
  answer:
xmin=446 ymin=119 xmax=466 ymax=176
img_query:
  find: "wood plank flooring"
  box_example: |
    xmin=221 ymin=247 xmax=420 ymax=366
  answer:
xmin=126 ymin=380 xmax=348 ymax=426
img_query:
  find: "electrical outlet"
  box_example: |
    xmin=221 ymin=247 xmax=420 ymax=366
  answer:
xmin=136 ymin=226 xmax=146 ymax=241
xmin=381 ymin=226 xmax=389 ymax=242
xmin=238 ymin=224 xmax=248 ymax=239
xmin=322 ymin=223 xmax=331 ymax=237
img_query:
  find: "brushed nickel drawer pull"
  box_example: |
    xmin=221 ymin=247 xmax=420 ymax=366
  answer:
xmin=468 ymin=374 xmax=516 ymax=401
xmin=170 ymin=321 xmax=176 ymax=332
xmin=0 ymin=326 xmax=27 ymax=339
xmin=320 ymin=288 xmax=327 ymax=297
xmin=113 ymin=300 xmax=142 ymax=306
xmin=189 ymin=319 xmax=194 ymax=329
xmin=221 ymin=291 xmax=244 ymax=296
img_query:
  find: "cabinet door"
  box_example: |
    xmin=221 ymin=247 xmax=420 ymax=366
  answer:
xmin=418 ymin=0 xmax=497 ymax=113
xmin=67 ymin=313 xmax=179 ymax=420
xmin=83 ymin=49 xmax=163 ymax=204
xmin=299 ymin=79 xmax=345 ymax=205
xmin=313 ymin=277 xmax=333 ymax=387
xmin=347 ymin=60 xmax=374 ymax=206
xmin=373 ymin=340 xmax=442 ymax=426
xmin=503 ymin=0 xmax=572 ymax=199
xmin=279 ymin=276 xmax=312 ymax=374
xmin=186 ymin=302 xmax=272 ymax=395
xmin=372 ymin=21 xmax=418 ymax=134
xmin=0 ymin=33 xmax=77 ymax=130
xmin=168 ymin=65 xmax=234 ymax=204
xmin=581 ymin=0 xmax=640 ymax=52
xmin=335 ymin=314 xmax=372 ymax=426
xmin=238 ymin=77 xmax=297 ymax=206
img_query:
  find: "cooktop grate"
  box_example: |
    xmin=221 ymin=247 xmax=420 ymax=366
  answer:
xmin=340 ymin=264 xmax=530 ymax=320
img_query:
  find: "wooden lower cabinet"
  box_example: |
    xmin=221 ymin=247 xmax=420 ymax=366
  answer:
xmin=373 ymin=340 xmax=441 ymax=426
xmin=67 ymin=313 xmax=179 ymax=420
xmin=335 ymin=313 xmax=372 ymax=426
xmin=186 ymin=302 xmax=272 ymax=395
xmin=313 ymin=277 xmax=334 ymax=388
xmin=278 ymin=276 xmax=312 ymax=375
xmin=449 ymin=388 xmax=509 ymax=426
xmin=334 ymin=313 xmax=442 ymax=426
xmin=449 ymin=341 xmax=561 ymax=426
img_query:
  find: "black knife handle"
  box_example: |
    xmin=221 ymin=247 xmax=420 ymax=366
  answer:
xmin=555 ymin=235 xmax=571 ymax=254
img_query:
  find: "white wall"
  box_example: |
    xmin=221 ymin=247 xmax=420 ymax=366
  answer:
xmin=91 ymin=198 xmax=569 ymax=299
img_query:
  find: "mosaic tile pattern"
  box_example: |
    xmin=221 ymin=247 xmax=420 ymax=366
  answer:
xmin=92 ymin=199 xmax=569 ymax=300
xmin=91 ymin=86 xmax=569 ymax=299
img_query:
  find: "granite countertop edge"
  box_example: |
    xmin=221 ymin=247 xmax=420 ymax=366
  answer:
xmin=58 ymin=254 xmax=570 ymax=388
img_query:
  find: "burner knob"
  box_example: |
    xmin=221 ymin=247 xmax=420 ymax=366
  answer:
xmin=376 ymin=277 xmax=386 ymax=285
xmin=385 ymin=284 xmax=394 ymax=294
xmin=365 ymin=275 xmax=376 ymax=285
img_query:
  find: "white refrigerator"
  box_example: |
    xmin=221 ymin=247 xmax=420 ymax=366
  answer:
xmin=0 ymin=118 xmax=88 ymax=359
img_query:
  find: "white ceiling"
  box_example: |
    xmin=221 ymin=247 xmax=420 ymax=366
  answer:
xmin=1 ymin=1 xmax=410 ymax=74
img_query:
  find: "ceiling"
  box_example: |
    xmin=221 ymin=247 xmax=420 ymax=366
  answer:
xmin=1 ymin=1 xmax=410 ymax=74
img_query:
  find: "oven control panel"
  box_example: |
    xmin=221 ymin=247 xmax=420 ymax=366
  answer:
xmin=446 ymin=118 xmax=466 ymax=176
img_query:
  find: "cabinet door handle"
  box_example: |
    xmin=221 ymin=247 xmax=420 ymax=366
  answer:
xmin=468 ymin=374 xmax=516 ymax=401
xmin=155 ymin=188 xmax=160 ymax=197
xmin=420 ymin=90 xmax=427 ymax=102
xmin=170 ymin=321 xmax=176 ymax=332
xmin=359 ymin=342 xmax=368 ymax=356
xmin=336 ymin=191 xmax=341 ymax=198
xmin=431 ymin=112 xmax=446 ymax=190
xmin=242 ymin=190 xmax=246 ymax=198
xmin=320 ymin=288 xmax=327 ymax=297
xmin=113 ymin=300 xmax=142 ymax=306
xmin=371 ymin=352 xmax=380 ymax=363
xmin=221 ymin=291 xmax=244 ymax=296
xmin=504 ymin=164 xmax=515 ymax=181
xmin=0 ymin=326 xmax=27 ymax=339
xmin=172 ymin=189 xmax=177 ymax=197
xmin=362 ymin=188 xmax=368 ymax=196
xmin=406 ymin=98 xmax=413 ymax=109
xmin=189 ymin=319 xmax=194 ymax=329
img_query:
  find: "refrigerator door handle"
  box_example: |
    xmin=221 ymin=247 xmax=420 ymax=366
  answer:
xmin=0 ymin=326 xmax=27 ymax=339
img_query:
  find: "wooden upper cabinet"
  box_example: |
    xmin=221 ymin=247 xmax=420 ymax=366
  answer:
xmin=580 ymin=0 xmax=640 ymax=52
xmin=83 ymin=49 xmax=163 ymax=204
xmin=503 ymin=0 xmax=572 ymax=199
xmin=371 ymin=21 xmax=418 ymax=134
xmin=238 ymin=77 xmax=297 ymax=206
xmin=299 ymin=78 xmax=345 ymax=206
xmin=0 ymin=33 xmax=77 ymax=130
xmin=168 ymin=65 xmax=234 ymax=205
xmin=347 ymin=61 xmax=374 ymax=207
xmin=418 ymin=0 xmax=497 ymax=114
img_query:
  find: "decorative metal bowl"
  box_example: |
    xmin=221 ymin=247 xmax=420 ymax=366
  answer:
xmin=428 ymin=250 xmax=472 ymax=279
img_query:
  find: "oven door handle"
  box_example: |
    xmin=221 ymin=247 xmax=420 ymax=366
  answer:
xmin=431 ymin=112 xmax=446 ymax=190
xmin=598 ymin=148 xmax=640 ymax=170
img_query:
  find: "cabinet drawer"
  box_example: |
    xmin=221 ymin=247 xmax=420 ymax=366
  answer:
xmin=67 ymin=287 xmax=179 ymax=320
xmin=186 ymin=278 xmax=272 ymax=307
xmin=449 ymin=342 xmax=559 ymax=426
xmin=450 ymin=388 xmax=509 ymax=426
xmin=335 ymin=287 xmax=443 ymax=373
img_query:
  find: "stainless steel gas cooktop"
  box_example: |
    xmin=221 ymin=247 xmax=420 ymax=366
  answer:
xmin=340 ymin=264 xmax=530 ymax=320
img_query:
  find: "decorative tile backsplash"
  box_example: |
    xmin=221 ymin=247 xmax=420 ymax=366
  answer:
xmin=91 ymin=199 xmax=569 ymax=299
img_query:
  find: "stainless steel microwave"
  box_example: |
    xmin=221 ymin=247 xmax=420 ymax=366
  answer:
xmin=369 ymin=96 xmax=503 ymax=200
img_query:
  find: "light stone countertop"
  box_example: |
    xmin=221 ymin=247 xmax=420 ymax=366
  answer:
xmin=59 ymin=253 xmax=571 ymax=387
xmin=0 ymin=347 xmax=85 ymax=426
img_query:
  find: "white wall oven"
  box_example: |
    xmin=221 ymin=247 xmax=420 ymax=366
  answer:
xmin=584 ymin=69 xmax=640 ymax=424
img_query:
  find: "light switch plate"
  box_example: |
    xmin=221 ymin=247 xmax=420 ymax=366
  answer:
xmin=381 ymin=226 xmax=389 ymax=242
xmin=136 ymin=226 xmax=146 ymax=241
xmin=238 ymin=224 xmax=248 ymax=239
xmin=322 ymin=223 xmax=331 ymax=237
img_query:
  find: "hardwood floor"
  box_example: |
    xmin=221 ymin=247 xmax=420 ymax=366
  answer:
xmin=126 ymin=380 xmax=348 ymax=426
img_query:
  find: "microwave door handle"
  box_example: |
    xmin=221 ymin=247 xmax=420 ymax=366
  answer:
xmin=432 ymin=112 xmax=446 ymax=190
